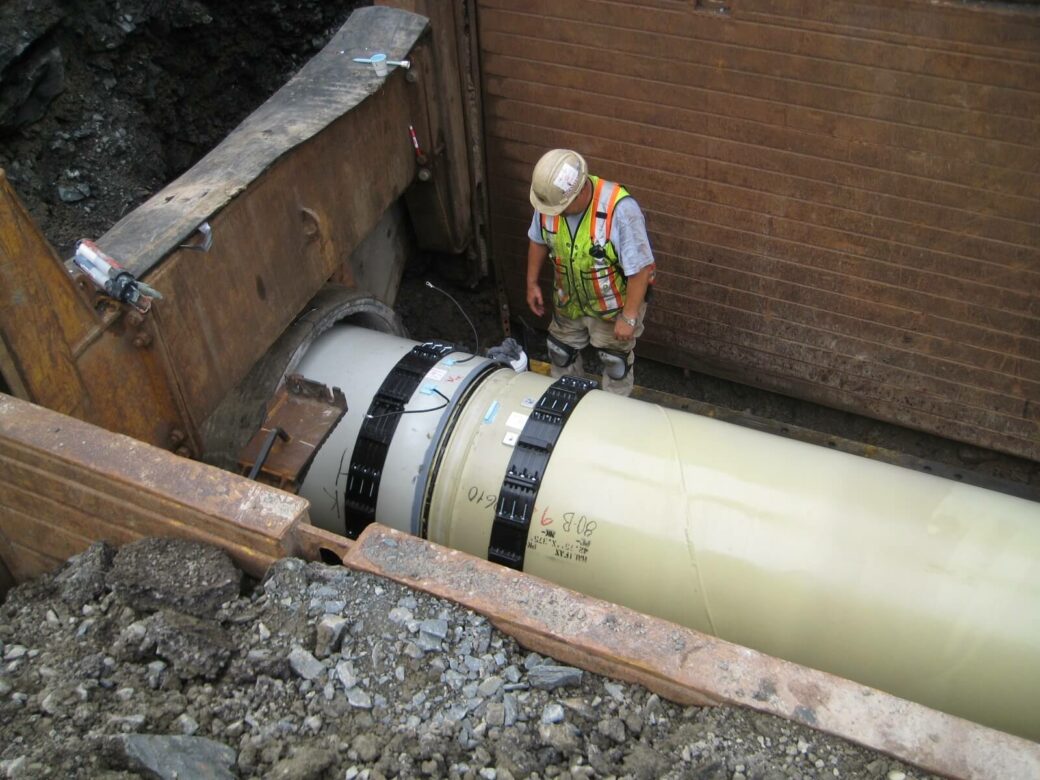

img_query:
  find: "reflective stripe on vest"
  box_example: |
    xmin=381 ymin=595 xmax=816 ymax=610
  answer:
xmin=588 ymin=178 xmax=624 ymax=314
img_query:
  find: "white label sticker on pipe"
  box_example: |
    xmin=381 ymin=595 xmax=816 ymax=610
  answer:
xmin=503 ymin=431 xmax=518 ymax=447
xmin=427 ymin=367 xmax=447 ymax=381
xmin=505 ymin=411 xmax=528 ymax=430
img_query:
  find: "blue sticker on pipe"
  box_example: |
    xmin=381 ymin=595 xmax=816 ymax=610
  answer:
xmin=483 ymin=400 xmax=500 ymax=424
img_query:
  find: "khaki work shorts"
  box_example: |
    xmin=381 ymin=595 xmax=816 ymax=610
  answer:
xmin=547 ymin=303 xmax=647 ymax=396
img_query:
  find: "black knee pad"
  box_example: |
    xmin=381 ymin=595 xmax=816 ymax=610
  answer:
xmin=546 ymin=333 xmax=580 ymax=368
xmin=597 ymin=348 xmax=631 ymax=380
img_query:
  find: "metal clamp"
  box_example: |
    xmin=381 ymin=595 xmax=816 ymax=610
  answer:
xmin=247 ymin=427 xmax=290 ymax=481
xmin=488 ymin=375 xmax=598 ymax=569
xmin=343 ymin=342 xmax=454 ymax=539
xmin=180 ymin=221 xmax=213 ymax=252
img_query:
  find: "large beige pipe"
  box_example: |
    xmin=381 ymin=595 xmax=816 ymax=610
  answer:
xmin=299 ymin=326 xmax=1040 ymax=740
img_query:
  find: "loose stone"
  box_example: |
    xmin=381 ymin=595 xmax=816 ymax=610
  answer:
xmin=528 ymin=664 xmax=583 ymax=691
xmin=288 ymin=647 xmax=325 ymax=681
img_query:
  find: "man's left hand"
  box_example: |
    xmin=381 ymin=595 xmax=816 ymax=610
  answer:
xmin=614 ymin=317 xmax=636 ymax=341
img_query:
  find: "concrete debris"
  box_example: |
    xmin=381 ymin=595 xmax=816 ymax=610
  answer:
xmin=346 ymin=687 xmax=372 ymax=709
xmin=267 ymin=746 xmax=336 ymax=780
xmin=598 ymin=716 xmax=627 ymax=743
xmin=57 ymin=182 xmax=90 ymax=203
xmin=174 ymin=713 xmax=199 ymax=735
xmin=539 ymin=722 xmax=581 ymax=753
xmin=541 ymin=702 xmax=565 ymax=724
xmin=419 ymin=617 xmax=448 ymax=639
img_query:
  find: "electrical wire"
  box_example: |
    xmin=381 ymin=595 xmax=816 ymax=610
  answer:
xmin=364 ymin=388 xmax=451 ymax=421
xmin=425 ymin=280 xmax=479 ymax=363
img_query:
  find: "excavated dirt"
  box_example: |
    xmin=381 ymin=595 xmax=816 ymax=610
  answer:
xmin=0 ymin=1 xmax=1033 ymax=777
xmin=0 ymin=0 xmax=365 ymax=258
xmin=0 ymin=538 xmax=933 ymax=780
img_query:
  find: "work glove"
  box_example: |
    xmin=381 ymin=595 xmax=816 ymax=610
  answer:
xmin=486 ymin=338 xmax=528 ymax=372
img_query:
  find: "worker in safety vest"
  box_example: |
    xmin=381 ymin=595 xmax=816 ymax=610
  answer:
xmin=525 ymin=149 xmax=656 ymax=396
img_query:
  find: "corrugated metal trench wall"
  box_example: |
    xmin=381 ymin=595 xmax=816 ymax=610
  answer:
xmin=477 ymin=0 xmax=1040 ymax=461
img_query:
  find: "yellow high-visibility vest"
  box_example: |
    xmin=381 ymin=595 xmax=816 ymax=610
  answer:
xmin=540 ymin=175 xmax=631 ymax=320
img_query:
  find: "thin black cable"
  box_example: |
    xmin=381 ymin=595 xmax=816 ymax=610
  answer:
xmin=331 ymin=446 xmax=349 ymax=524
xmin=515 ymin=314 xmax=540 ymax=357
xmin=425 ymin=280 xmax=479 ymax=363
xmin=364 ymin=388 xmax=451 ymax=421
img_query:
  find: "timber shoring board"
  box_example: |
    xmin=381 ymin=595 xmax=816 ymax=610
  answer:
xmin=478 ymin=0 xmax=1040 ymax=460
xmin=346 ymin=524 xmax=1040 ymax=780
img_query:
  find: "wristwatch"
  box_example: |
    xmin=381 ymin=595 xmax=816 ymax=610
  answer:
xmin=619 ymin=313 xmax=638 ymax=327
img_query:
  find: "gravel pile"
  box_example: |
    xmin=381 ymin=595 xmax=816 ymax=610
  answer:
xmin=0 ymin=537 xmax=929 ymax=779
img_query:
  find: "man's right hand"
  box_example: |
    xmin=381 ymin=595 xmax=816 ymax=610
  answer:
xmin=526 ymin=241 xmax=550 ymax=317
xmin=526 ymin=283 xmax=544 ymax=317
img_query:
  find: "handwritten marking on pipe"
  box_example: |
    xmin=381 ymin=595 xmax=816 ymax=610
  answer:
xmin=466 ymin=486 xmax=497 ymax=510
xmin=562 ymin=512 xmax=598 ymax=537
xmin=527 ymin=508 xmax=599 ymax=565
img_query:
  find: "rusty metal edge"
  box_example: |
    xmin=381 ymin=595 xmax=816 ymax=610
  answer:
xmin=344 ymin=524 xmax=1040 ymax=780
xmin=0 ymin=392 xmax=310 ymax=580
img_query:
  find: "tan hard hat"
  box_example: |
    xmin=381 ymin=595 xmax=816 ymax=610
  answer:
xmin=529 ymin=149 xmax=588 ymax=216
